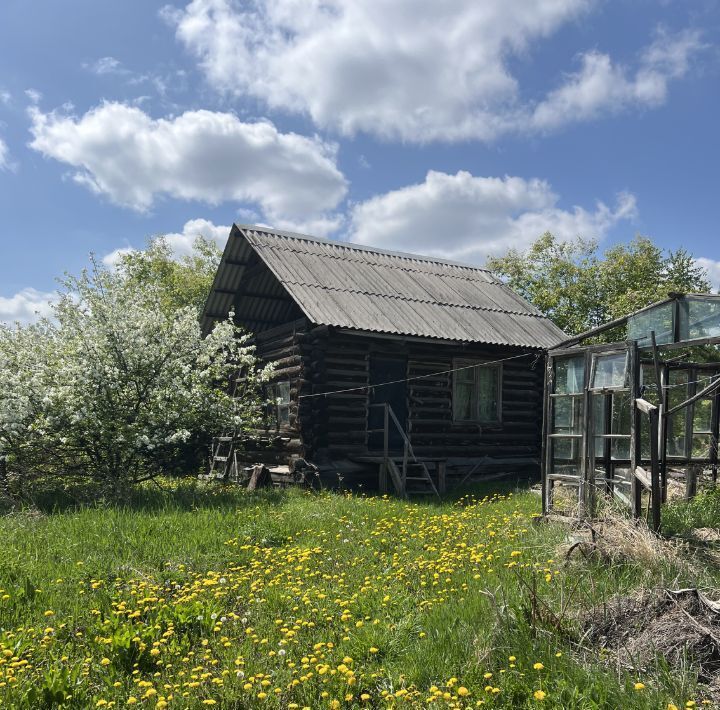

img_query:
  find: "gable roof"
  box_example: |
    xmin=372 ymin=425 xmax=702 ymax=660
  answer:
xmin=201 ymin=224 xmax=566 ymax=348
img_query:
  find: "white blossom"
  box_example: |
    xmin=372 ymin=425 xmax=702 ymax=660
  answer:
xmin=0 ymin=259 xmax=271 ymax=487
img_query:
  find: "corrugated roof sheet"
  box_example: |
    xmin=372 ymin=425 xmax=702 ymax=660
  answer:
xmin=202 ymin=225 xmax=566 ymax=348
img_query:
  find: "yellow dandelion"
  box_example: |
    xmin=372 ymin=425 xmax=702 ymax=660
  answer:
xmin=533 ymin=690 xmax=546 ymax=701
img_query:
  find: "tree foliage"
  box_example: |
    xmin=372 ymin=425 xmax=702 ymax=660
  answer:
xmin=115 ymin=235 xmax=222 ymax=314
xmin=487 ymin=233 xmax=712 ymax=336
xmin=0 ymin=256 xmax=270 ymax=492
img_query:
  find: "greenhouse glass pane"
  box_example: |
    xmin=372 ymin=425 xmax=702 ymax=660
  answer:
xmin=554 ymin=356 xmax=584 ymax=394
xmin=628 ymin=302 xmax=675 ymax=345
xmin=680 ymin=297 xmax=720 ymax=341
xmin=592 ymin=353 xmax=627 ymax=390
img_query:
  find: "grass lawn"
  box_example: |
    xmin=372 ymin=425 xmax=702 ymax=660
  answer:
xmin=0 ymin=480 xmax=715 ymax=709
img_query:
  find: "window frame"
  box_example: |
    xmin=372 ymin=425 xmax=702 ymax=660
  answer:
xmin=589 ymin=350 xmax=629 ymax=392
xmin=452 ymin=359 xmax=503 ymax=424
xmin=266 ymin=380 xmax=291 ymax=430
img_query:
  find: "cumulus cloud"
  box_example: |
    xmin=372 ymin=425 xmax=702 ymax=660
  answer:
xmin=531 ymin=29 xmax=704 ymax=130
xmin=0 ymin=90 xmax=10 ymax=105
xmin=347 ymin=171 xmax=637 ymax=262
xmin=103 ymin=218 xmax=233 ymax=266
xmin=163 ymin=0 xmax=589 ymax=142
xmin=28 ymin=102 xmax=348 ymax=228
xmin=696 ymin=257 xmax=720 ymax=292
xmin=0 ymin=288 xmax=57 ymax=325
xmin=164 ymin=0 xmax=703 ymax=142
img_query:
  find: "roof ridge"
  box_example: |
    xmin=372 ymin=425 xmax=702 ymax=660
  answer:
xmin=284 ymin=281 xmax=548 ymax=318
xmin=252 ymin=239 xmax=498 ymax=285
xmin=239 ymin=224 xmax=495 ymax=274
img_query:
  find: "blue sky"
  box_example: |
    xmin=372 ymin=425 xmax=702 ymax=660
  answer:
xmin=1 ymin=0 xmax=719 ymax=322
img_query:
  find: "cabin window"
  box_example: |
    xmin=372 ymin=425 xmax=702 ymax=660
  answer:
xmin=452 ymin=360 xmax=502 ymax=423
xmin=267 ymin=381 xmax=291 ymax=428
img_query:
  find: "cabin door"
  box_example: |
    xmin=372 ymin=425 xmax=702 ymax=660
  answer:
xmin=368 ymin=357 xmax=408 ymax=452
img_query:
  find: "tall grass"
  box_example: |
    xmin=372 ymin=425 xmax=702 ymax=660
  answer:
xmin=0 ymin=481 xmax=713 ymax=708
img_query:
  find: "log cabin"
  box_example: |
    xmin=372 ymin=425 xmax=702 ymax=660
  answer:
xmin=201 ymin=225 xmax=565 ymax=494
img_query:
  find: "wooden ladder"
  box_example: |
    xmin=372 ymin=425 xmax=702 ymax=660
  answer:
xmin=370 ymin=403 xmax=440 ymax=499
xmin=209 ymin=435 xmax=237 ymax=479
xmin=208 ymin=373 xmax=246 ymax=479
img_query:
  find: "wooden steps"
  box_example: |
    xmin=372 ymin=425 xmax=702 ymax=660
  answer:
xmin=385 ymin=458 xmax=439 ymax=499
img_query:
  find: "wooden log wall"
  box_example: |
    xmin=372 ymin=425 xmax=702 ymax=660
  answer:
xmin=405 ymin=342 xmax=543 ymax=463
xmin=240 ymin=321 xmax=544 ymax=479
xmin=299 ymin=327 xmax=370 ymax=459
xmin=299 ymin=331 xmax=545 ymax=469
xmin=240 ymin=319 xmax=312 ymax=465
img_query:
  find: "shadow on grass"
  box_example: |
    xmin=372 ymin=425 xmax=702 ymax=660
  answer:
xmin=1 ymin=477 xmax=291 ymax=516
xmin=403 ymin=475 xmax=538 ymax=508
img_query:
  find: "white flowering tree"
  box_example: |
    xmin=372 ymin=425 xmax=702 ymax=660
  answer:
xmin=0 ymin=261 xmax=271 ymax=492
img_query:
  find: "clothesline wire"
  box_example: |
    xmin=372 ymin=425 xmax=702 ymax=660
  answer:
xmin=297 ymin=351 xmax=539 ymax=400
xmin=294 ymin=353 xmax=720 ymax=401
xmin=644 ymin=373 xmax=720 ymax=391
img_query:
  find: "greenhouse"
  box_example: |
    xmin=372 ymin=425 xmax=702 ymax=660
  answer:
xmin=543 ymin=293 xmax=720 ymax=529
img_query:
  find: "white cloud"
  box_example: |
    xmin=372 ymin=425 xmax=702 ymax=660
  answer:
xmin=696 ymin=257 xmax=720 ymax=292
xmin=0 ymin=90 xmax=10 ymax=105
xmin=0 ymin=288 xmax=56 ymax=325
xmin=164 ymin=217 xmax=232 ymax=253
xmin=103 ymin=218 xmax=234 ymax=268
xmin=84 ymin=56 xmax=128 ymax=75
xmin=165 ymin=0 xmax=703 ymax=142
xmin=28 ymin=102 xmax=348 ymax=228
xmin=24 ymin=89 xmax=41 ymax=104
xmin=163 ymin=0 xmax=590 ymax=142
xmin=0 ymin=137 xmax=10 ymax=171
xmin=103 ymin=218 xmax=234 ymax=267
xmin=101 ymin=246 xmax=137 ymax=268
xmin=531 ymin=29 xmax=704 ymax=130
xmin=347 ymin=170 xmax=637 ymax=262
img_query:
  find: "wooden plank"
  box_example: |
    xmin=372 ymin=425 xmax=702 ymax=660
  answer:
xmin=437 ymin=461 xmax=447 ymax=495
xmin=246 ymin=464 xmax=270 ymax=491
xmin=634 ymin=466 xmax=651 ymax=490
xmin=635 ymin=398 xmax=657 ymax=415
xmin=686 ymin=466 xmax=699 ymax=499
xmin=649 ymin=407 xmax=661 ymax=531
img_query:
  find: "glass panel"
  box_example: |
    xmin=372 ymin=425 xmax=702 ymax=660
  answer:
xmin=640 ymin=364 xmax=661 ymax=406
xmin=610 ymin=392 xmax=631 ymax=460
xmin=667 ymin=417 xmax=687 ymax=457
xmin=694 ymin=398 xmax=713 ymax=434
xmin=477 ymin=366 xmax=499 ymax=421
xmin=667 ymin=370 xmax=689 ymax=458
xmin=551 ymin=437 xmax=580 ymax=476
xmin=552 ymin=396 xmax=583 ymax=435
xmin=276 ymin=381 xmax=290 ymax=404
xmin=454 ymin=382 xmax=474 ymax=421
xmin=592 ymin=353 xmax=628 ymax=390
xmin=592 ymin=394 xmax=606 ymax=459
xmin=554 ymin=356 xmax=585 ymax=394
xmin=628 ymin=302 xmax=675 ymax=345
xmin=611 ymin=438 xmax=630 ymax=460
xmin=611 ymin=392 xmax=631 ymax=435
xmin=680 ymin=297 xmax=720 ymax=341
xmin=456 ymin=364 xmax=475 ymax=383
xmin=692 ymin=434 xmax=712 ymax=459
xmin=268 ymin=381 xmax=291 ymax=427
